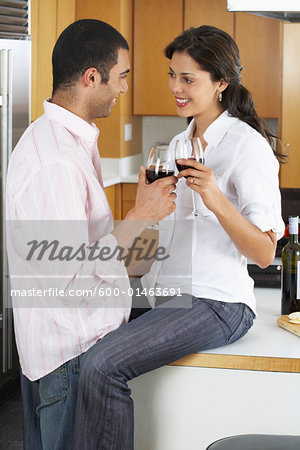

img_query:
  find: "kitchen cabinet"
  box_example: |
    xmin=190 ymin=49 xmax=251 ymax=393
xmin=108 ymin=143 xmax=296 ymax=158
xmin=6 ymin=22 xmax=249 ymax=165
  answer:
xmin=133 ymin=0 xmax=183 ymax=116
xmin=133 ymin=1 xmax=282 ymax=119
xmin=280 ymin=24 xmax=300 ymax=188
xmin=104 ymin=184 xmax=122 ymax=220
xmin=184 ymin=0 xmax=234 ymax=36
xmin=31 ymin=0 xmax=76 ymax=120
xmin=121 ymin=183 xmax=137 ymax=219
xmin=76 ymin=0 xmax=142 ymax=158
xmin=235 ymin=13 xmax=282 ymax=119
xmin=32 ymin=0 xmax=141 ymax=158
xmin=105 ymin=183 xmax=137 ymax=220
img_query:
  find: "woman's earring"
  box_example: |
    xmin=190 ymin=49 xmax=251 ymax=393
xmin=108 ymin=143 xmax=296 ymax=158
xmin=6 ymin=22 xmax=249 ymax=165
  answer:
xmin=218 ymin=92 xmax=222 ymax=102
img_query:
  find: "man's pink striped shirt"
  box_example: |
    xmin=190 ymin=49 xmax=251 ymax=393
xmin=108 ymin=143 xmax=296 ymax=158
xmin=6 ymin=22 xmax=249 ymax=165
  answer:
xmin=6 ymin=100 xmax=131 ymax=381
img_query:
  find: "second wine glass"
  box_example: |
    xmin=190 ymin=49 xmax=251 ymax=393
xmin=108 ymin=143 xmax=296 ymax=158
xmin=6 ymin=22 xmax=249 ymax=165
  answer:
xmin=175 ymin=138 xmax=209 ymax=218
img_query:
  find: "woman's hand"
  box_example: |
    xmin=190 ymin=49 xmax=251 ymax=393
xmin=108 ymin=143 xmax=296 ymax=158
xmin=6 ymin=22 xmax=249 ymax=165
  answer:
xmin=176 ymin=158 xmax=224 ymax=213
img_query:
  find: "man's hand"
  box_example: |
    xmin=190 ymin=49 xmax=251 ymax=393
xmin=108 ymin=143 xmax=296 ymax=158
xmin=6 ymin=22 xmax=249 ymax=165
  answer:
xmin=127 ymin=166 xmax=177 ymax=223
xmin=112 ymin=167 xmax=177 ymax=252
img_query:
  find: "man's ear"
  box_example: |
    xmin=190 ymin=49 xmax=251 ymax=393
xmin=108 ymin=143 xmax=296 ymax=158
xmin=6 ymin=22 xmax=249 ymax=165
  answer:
xmin=82 ymin=67 xmax=100 ymax=87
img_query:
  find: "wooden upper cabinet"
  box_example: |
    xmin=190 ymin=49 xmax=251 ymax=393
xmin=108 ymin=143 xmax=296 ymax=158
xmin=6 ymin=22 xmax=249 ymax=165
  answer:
xmin=76 ymin=0 xmax=142 ymax=159
xmin=235 ymin=13 xmax=282 ymax=119
xmin=31 ymin=0 xmax=76 ymax=121
xmin=184 ymin=0 xmax=234 ymax=36
xmin=133 ymin=0 xmax=183 ymax=115
xmin=133 ymin=0 xmax=234 ymax=116
xmin=280 ymin=24 xmax=300 ymax=188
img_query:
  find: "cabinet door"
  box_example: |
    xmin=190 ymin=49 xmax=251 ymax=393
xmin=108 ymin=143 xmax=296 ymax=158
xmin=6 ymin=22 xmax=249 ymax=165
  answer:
xmin=121 ymin=183 xmax=137 ymax=218
xmin=104 ymin=184 xmax=122 ymax=220
xmin=31 ymin=0 xmax=76 ymax=120
xmin=133 ymin=0 xmax=183 ymax=116
xmin=76 ymin=0 xmax=142 ymax=159
xmin=31 ymin=0 xmax=57 ymax=120
xmin=235 ymin=13 xmax=282 ymax=119
xmin=184 ymin=0 xmax=234 ymax=36
xmin=280 ymin=24 xmax=300 ymax=188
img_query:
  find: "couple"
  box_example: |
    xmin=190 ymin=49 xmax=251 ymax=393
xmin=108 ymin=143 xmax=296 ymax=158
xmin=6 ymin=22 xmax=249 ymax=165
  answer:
xmin=6 ymin=19 xmax=284 ymax=449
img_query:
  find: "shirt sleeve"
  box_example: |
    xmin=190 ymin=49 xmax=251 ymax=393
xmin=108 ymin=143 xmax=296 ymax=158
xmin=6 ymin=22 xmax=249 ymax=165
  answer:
xmin=230 ymin=134 xmax=285 ymax=240
xmin=9 ymin=162 xmax=131 ymax=308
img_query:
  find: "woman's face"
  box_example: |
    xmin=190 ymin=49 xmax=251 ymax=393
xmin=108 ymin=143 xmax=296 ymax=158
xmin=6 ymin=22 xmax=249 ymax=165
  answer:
xmin=168 ymin=50 xmax=225 ymax=120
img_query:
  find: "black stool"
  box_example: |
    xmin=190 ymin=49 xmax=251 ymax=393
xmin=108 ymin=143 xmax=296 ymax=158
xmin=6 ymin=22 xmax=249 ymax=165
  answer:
xmin=206 ymin=434 xmax=300 ymax=450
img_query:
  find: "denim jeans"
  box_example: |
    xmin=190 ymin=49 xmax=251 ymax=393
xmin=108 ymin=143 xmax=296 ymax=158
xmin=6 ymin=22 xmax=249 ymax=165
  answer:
xmin=73 ymin=289 xmax=254 ymax=450
xmin=21 ymin=354 xmax=83 ymax=450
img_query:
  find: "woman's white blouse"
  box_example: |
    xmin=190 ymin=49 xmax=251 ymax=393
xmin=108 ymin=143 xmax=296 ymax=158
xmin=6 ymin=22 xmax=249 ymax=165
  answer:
xmin=141 ymin=110 xmax=285 ymax=314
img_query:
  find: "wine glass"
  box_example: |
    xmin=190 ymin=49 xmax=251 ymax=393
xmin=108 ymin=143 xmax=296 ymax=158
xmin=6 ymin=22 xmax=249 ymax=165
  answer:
xmin=175 ymin=138 xmax=209 ymax=218
xmin=145 ymin=144 xmax=175 ymax=229
xmin=145 ymin=144 xmax=174 ymax=184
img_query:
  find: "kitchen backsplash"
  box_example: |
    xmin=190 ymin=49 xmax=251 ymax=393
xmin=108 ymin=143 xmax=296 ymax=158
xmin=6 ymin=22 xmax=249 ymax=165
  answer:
xmin=142 ymin=116 xmax=278 ymax=165
xmin=142 ymin=116 xmax=187 ymax=164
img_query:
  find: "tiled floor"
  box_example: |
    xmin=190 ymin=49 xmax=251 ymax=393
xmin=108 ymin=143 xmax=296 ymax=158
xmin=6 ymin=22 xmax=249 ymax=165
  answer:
xmin=0 ymin=378 xmax=23 ymax=449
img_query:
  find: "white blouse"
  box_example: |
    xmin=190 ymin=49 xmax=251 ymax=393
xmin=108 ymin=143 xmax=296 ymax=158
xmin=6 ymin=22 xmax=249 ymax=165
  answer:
xmin=141 ymin=110 xmax=285 ymax=314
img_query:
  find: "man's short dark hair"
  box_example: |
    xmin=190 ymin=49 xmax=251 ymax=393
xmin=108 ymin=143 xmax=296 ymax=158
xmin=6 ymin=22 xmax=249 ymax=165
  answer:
xmin=52 ymin=19 xmax=129 ymax=94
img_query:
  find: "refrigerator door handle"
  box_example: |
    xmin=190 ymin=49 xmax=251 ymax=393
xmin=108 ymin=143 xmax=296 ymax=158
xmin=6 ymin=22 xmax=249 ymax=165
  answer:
xmin=1 ymin=48 xmax=13 ymax=372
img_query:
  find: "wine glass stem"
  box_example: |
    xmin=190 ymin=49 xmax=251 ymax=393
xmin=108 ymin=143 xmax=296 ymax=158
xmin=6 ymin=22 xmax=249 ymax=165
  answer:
xmin=192 ymin=192 xmax=200 ymax=217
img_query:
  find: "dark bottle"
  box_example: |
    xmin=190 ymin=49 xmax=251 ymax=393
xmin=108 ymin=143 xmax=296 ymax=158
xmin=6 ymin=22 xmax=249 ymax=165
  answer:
xmin=281 ymin=216 xmax=300 ymax=315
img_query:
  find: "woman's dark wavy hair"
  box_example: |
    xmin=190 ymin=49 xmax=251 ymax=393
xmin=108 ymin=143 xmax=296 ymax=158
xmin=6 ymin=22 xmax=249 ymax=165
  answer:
xmin=52 ymin=19 xmax=129 ymax=95
xmin=164 ymin=25 xmax=284 ymax=162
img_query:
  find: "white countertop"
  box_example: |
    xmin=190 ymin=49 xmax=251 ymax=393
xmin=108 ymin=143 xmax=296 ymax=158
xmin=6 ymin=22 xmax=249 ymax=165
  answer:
xmin=101 ymin=155 xmax=140 ymax=187
xmin=204 ymin=287 xmax=300 ymax=359
xmin=103 ymin=173 xmax=139 ymax=187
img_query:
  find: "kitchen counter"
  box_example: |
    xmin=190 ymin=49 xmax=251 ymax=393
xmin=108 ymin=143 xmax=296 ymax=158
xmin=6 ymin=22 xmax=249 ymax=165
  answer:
xmin=130 ymin=288 xmax=300 ymax=449
xmin=170 ymin=287 xmax=300 ymax=373
xmin=103 ymin=172 xmax=139 ymax=187
xmin=101 ymin=155 xmax=140 ymax=188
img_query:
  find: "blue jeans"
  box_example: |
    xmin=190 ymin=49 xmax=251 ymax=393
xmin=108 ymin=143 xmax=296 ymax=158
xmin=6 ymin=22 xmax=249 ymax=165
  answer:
xmin=73 ymin=291 xmax=254 ymax=450
xmin=21 ymin=355 xmax=83 ymax=450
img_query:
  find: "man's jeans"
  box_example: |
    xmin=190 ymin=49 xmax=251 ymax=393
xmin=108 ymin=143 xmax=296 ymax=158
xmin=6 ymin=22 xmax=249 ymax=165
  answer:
xmin=21 ymin=355 xmax=83 ymax=450
xmin=73 ymin=292 xmax=254 ymax=450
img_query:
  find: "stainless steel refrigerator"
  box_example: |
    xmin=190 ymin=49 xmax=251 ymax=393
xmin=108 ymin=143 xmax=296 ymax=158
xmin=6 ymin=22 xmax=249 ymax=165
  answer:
xmin=0 ymin=0 xmax=30 ymax=380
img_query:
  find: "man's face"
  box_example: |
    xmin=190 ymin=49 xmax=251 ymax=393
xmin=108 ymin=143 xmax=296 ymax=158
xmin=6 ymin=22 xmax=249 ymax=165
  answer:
xmin=95 ymin=48 xmax=130 ymax=118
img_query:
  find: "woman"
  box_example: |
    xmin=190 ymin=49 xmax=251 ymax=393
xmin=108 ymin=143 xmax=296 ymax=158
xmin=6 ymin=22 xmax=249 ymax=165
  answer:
xmin=74 ymin=26 xmax=284 ymax=449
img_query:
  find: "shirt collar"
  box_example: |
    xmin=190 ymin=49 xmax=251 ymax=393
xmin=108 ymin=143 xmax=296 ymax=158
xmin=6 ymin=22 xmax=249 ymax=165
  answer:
xmin=43 ymin=99 xmax=100 ymax=144
xmin=184 ymin=110 xmax=238 ymax=148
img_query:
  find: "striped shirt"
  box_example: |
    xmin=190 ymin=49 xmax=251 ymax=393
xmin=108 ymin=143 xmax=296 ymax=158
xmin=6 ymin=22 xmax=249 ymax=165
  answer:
xmin=6 ymin=100 xmax=131 ymax=381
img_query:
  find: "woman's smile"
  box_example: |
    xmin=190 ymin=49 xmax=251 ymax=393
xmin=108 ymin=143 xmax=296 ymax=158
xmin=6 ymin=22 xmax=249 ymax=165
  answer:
xmin=175 ymin=96 xmax=191 ymax=107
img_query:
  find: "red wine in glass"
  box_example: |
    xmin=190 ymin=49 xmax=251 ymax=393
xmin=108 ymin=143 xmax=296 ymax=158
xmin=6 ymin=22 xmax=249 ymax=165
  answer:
xmin=146 ymin=166 xmax=175 ymax=183
xmin=145 ymin=145 xmax=174 ymax=184
xmin=176 ymin=157 xmax=205 ymax=178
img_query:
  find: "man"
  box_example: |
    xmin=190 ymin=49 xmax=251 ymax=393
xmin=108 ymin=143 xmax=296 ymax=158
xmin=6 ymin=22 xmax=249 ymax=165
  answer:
xmin=6 ymin=19 xmax=177 ymax=449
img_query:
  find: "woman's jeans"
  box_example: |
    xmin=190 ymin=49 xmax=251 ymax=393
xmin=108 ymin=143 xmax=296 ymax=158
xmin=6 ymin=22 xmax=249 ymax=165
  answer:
xmin=73 ymin=291 xmax=254 ymax=450
xmin=21 ymin=290 xmax=254 ymax=450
